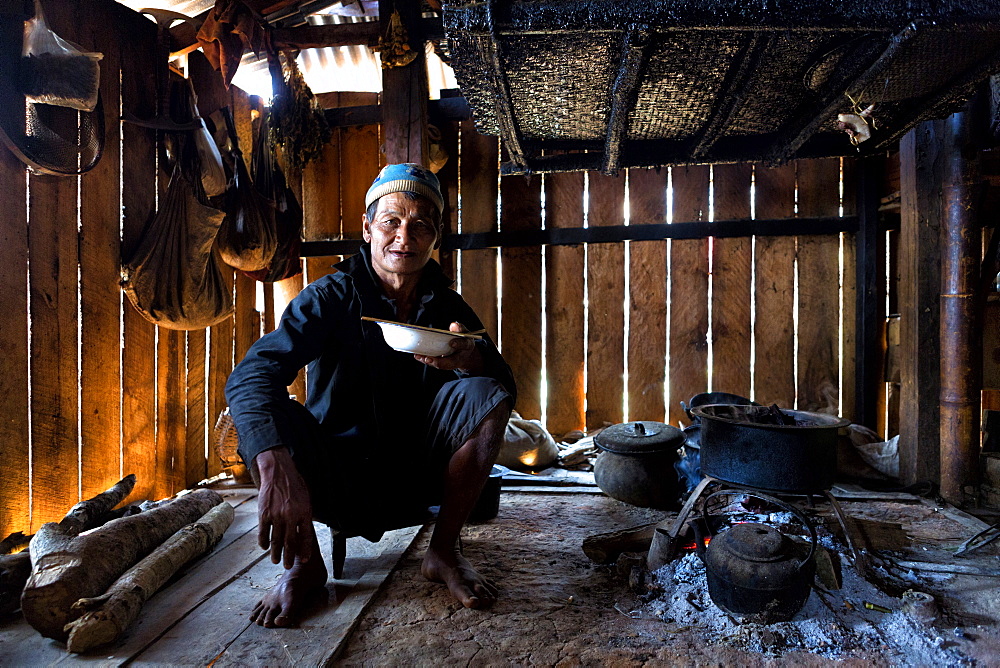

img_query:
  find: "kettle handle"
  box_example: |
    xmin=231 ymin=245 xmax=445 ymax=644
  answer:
xmin=702 ymin=489 xmax=817 ymax=569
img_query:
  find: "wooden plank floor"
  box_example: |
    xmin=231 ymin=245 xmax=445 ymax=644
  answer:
xmin=0 ymin=485 xmax=421 ymax=666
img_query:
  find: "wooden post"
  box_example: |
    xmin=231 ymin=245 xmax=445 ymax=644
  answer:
xmin=379 ymin=0 xmax=428 ymax=166
xmin=898 ymin=121 xmax=944 ymax=486
xmin=939 ymin=107 xmax=982 ymax=505
xmin=854 ymin=157 xmax=884 ymax=429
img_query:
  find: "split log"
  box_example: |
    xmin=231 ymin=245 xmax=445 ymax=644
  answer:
xmin=582 ymin=522 xmax=658 ymax=564
xmin=22 ymin=487 xmax=223 ymax=641
xmin=53 ymin=474 xmax=137 ymax=536
xmin=1 ymin=531 xmax=33 ymax=554
xmin=65 ymin=501 xmax=234 ymax=652
xmin=1 ymin=476 xmax=136 ymax=617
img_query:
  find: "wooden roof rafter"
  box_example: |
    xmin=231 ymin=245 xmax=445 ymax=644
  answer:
xmin=600 ymin=26 xmax=654 ymax=175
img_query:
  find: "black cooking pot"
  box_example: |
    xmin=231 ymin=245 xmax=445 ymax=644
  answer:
xmin=469 ymin=464 xmax=508 ymax=522
xmin=692 ymin=405 xmax=850 ymax=493
xmin=594 ymin=421 xmax=685 ymax=510
xmin=703 ymin=491 xmax=817 ymax=623
xmin=682 ymin=392 xmax=758 ymax=422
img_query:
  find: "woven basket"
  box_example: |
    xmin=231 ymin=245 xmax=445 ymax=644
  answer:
xmin=213 ymin=407 xmax=242 ymax=467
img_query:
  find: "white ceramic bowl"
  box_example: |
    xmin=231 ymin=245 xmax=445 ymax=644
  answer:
xmin=372 ymin=320 xmax=470 ymax=357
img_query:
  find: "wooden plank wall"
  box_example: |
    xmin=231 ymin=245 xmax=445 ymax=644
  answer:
xmin=455 ymin=157 xmax=856 ymax=435
xmin=0 ymin=1 xmax=862 ymax=539
xmin=0 ymin=2 xmax=266 ymax=538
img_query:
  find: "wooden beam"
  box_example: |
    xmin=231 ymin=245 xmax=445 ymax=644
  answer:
xmin=440 ymin=216 xmax=859 ymax=249
xmin=273 ymin=21 xmax=380 ymax=49
xmin=322 ymin=97 xmax=471 ymax=127
xmin=690 ymin=34 xmax=771 ymax=160
xmin=270 ymin=17 xmax=443 ymax=50
xmin=500 ymin=132 xmax=857 ymax=174
xmin=600 ymin=28 xmax=653 ymax=174
xmin=898 ymin=121 xmax=944 ymax=486
xmin=298 ymin=215 xmax=860 ymax=256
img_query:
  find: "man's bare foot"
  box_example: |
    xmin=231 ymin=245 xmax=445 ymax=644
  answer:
xmin=250 ymin=554 xmax=328 ymax=627
xmin=421 ymin=546 xmax=498 ymax=609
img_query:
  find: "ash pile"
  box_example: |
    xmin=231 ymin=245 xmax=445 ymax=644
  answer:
xmin=633 ymin=498 xmax=970 ymax=664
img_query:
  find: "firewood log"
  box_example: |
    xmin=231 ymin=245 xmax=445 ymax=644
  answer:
xmin=1 ymin=531 xmax=33 ymax=554
xmin=1 ymin=477 xmax=139 ymax=617
xmin=0 ymin=551 xmax=31 ymax=615
xmin=582 ymin=522 xmax=658 ymax=564
xmin=22 ymin=487 xmax=223 ymax=642
xmin=64 ymin=501 xmax=235 ymax=652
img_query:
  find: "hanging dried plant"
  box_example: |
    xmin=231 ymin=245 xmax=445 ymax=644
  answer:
xmin=267 ymin=53 xmax=331 ymax=168
xmin=373 ymin=9 xmax=418 ymax=69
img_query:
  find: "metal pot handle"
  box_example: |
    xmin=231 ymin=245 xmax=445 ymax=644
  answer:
xmin=701 ymin=489 xmax=817 ymax=570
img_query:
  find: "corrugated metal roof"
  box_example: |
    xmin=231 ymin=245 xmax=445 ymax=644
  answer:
xmin=115 ymin=1 xmax=455 ymax=100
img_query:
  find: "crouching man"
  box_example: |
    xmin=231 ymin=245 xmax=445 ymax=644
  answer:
xmin=225 ymin=163 xmax=515 ymax=627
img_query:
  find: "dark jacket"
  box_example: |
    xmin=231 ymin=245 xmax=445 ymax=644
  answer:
xmin=225 ymin=244 xmax=516 ymax=466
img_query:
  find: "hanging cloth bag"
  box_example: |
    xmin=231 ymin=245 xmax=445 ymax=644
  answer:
xmin=242 ymin=117 xmax=303 ymax=282
xmin=20 ymin=0 xmax=102 ymax=112
xmin=121 ymin=165 xmax=233 ymax=330
xmin=216 ymin=107 xmax=278 ymax=272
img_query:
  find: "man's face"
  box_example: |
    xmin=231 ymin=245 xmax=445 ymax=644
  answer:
xmin=362 ymin=192 xmax=441 ymax=284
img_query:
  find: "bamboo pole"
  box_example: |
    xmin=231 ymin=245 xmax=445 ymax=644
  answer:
xmin=939 ymin=106 xmax=983 ymax=505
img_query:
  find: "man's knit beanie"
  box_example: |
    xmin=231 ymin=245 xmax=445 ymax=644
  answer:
xmin=364 ymin=163 xmax=444 ymax=214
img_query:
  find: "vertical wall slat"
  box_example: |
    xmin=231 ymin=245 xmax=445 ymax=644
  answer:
xmin=544 ymin=171 xmax=586 ymax=435
xmin=26 ymin=0 xmax=82 ymax=524
xmin=500 ymin=172 xmax=543 ymax=419
xmin=753 ymin=164 xmax=797 ymax=408
xmin=0 ymin=8 xmax=29 ymax=537
xmin=207 ymin=269 xmax=235 ymax=478
xmin=625 ymin=167 xmax=668 ymax=423
xmin=274 ymin=274 xmax=307 ymax=403
xmin=796 ymin=158 xmax=843 ymax=413
xmin=186 ymin=330 xmax=207 ymax=487
xmin=120 ymin=15 xmax=159 ymax=503
xmin=303 ymin=93 xmax=342 ymax=283
xmin=711 ymin=163 xmax=753 ymax=398
xmin=457 ymin=123 xmax=499 ymax=342
xmin=79 ymin=0 xmax=123 ymax=499
xmin=668 ymin=166 xmax=710 ymax=426
xmin=234 ymin=273 xmax=260 ymax=362
xmin=28 ymin=174 xmax=80 ymax=523
xmin=189 ymin=51 xmax=238 ymax=471
xmin=841 ymin=158 xmax=858 ymax=421
xmin=339 ymin=92 xmax=381 ymax=242
xmin=436 ymin=119 xmax=460 ymax=279
xmin=586 ymin=172 xmax=626 ymax=428
xmin=155 ymin=329 xmax=185 ymax=499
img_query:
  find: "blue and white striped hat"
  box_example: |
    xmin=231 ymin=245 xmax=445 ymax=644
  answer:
xmin=364 ymin=163 xmax=443 ymax=213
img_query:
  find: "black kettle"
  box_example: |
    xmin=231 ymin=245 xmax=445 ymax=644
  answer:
xmin=703 ymin=491 xmax=817 ymax=623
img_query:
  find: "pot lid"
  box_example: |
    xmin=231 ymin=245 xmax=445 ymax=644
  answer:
xmin=718 ymin=522 xmax=790 ymax=563
xmin=595 ymin=421 xmax=684 ymax=455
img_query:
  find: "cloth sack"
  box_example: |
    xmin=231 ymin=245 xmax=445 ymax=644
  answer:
xmin=121 ymin=165 xmax=233 ymax=330
xmin=498 ymin=412 xmax=559 ymax=472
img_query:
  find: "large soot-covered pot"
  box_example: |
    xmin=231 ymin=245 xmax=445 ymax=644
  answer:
xmin=594 ymin=421 xmax=685 ymax=509
xmin=692 ymin=405 xmax=850 ymax=493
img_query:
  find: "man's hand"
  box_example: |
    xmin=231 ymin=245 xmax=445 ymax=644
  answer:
xmin=255 ymin=448 xmax=316 ymax=569
xmin=414 ymin=322 xmax=485 ymax=374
